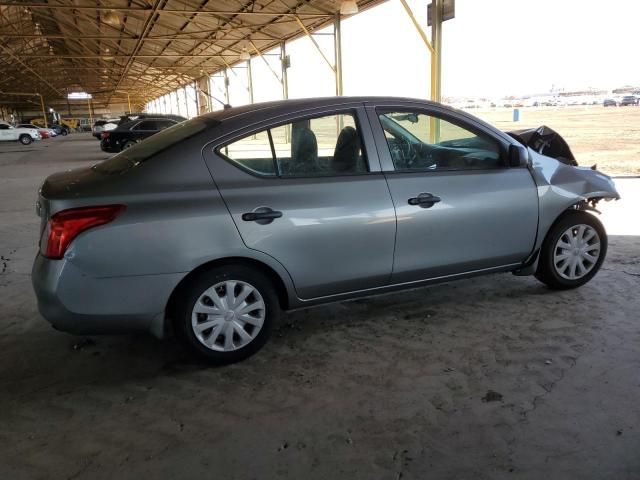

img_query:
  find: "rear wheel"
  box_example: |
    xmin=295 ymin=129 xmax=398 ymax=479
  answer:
xmin=19 ymin=134 xmax=32 ymax=145
xmin=174 ymin=265 xmax=278 ymax=364
xmin=535 ymin=210 xmax=607 ymax=290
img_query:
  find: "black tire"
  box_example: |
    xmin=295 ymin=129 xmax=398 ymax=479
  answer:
xmin=60 ymin=129 xmax=68 ymax=136
xmin=174 ymin=265 xmax=278 ymax=364
xmin=535 ymin=210 xmax=607 ymax=290
xmin=19 ymin=134 xmax=32 ymax=145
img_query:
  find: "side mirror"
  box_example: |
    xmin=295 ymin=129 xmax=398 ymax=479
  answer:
xmin=508 ymin=144 xmax=530 ymax=167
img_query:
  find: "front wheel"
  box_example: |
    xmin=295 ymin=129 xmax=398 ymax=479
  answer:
xmin=535 ymin=210 xmax=607 ymax=290
xmin=174 ymin=265 xmax=278 ymax=364
xmin=19 ymin=134 xmax=32 ymax=145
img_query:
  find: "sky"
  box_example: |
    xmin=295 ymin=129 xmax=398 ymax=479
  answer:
xmin=341 ymin=0 xmax=640 ymax=98
xmin=154 ymin=0 xmax=640 ymax=112
xmin=298 ymin=0 xmax=640 ymax=99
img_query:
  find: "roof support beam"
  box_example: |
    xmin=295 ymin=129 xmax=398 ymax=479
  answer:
xmin=0 ymin=54 xmax=241 ymax=58
xmin=0 ymin=4 xmax=332 ymax=17
xmin=0 ymin=44 xmax=62 ymax=96
xmin=294 ymin=15 xmax=334 ymax=73
xmin=250 ymin=40 xmax=282 ymax=84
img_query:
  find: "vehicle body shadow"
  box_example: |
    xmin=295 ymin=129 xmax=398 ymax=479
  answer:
xmin=3 ymin=235 xmax=637 ymax=397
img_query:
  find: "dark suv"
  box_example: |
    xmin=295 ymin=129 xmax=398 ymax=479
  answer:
xmin=619 ymin=96 xmax=638 ymax=106
xmin=100 ymin=115 xmax=186 ymax=152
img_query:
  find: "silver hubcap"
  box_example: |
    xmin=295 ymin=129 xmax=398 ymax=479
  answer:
xmin=191 ymin=280 xmax=265 ymax=352
xmin=553 ymin=224 xmax=601 ymax=280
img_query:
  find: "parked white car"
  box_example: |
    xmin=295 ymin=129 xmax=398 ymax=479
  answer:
xmin=0 ymin=121 xmax=41 ymax=145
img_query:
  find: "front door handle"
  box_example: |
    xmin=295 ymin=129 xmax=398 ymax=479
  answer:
xmin=242 ymin=207 xmax=283 ymax=225
xmin=408 ymin=193 xmax=441 ymax=208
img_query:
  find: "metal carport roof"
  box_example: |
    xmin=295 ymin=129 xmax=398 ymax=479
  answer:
xmin=0 ymin=0 xmax=387 ymax=111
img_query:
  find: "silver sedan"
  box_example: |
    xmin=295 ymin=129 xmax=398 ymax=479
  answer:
xmin=32 ymin=97 xmax=620 ymax=363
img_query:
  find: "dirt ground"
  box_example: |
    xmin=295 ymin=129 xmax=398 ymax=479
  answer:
xmin=1 ymin=135 xmax=639 ymax=480
xmin=476 ymin=105 xmax=640 ymax=175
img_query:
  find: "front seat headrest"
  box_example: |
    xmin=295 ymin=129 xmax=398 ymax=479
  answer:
xmin=332 ymin=126 xmax=360 ymax=173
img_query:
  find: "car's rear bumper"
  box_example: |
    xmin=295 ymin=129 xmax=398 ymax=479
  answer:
xmin=32 ymin=253 xmax=183 ymax=338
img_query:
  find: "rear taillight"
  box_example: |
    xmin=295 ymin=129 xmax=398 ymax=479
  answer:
xmin=42 ymin=205 xmax=126 ymax=259
xmin=101 ymin=131 xmax=110 ymax=139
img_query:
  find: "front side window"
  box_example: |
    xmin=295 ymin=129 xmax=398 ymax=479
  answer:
xmin=219 ymin=112 xmax=368 ymax=177
xmin=378 ymin=111 xmax=503 ymax=171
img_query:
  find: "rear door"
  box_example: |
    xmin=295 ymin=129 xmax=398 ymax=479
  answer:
xmin=203 ymin=106 xmax=396 ymax=299
xmin=367 ymin=103 xmax=539 ymax=283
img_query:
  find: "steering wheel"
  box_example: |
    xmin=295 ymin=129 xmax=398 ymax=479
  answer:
xmin=390 ymin=137 xmax=418 ymax=168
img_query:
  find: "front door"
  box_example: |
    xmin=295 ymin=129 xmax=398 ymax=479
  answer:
xmin=206 ymin=108 xmax=396 ymax=299
xmin=370 ymin=106 xmax=539 ymax=283
xmin=0 ymin=124 xmax=13 ymax=141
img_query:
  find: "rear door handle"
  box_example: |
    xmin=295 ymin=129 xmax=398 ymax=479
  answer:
xmin=242 ymin=207 xmax=283 ymax=225
xmin=408 ymin=193 xmax=441 ymax=208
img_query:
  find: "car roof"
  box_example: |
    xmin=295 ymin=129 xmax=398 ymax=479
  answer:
xmin=121 ymin=113 xmax=186 ymax=121
xmin=196 ymin=96 xmax=516 ymax=146
xmin=200 ymin=96 xmax=422 ymax=121
xmin=115 ymin=117 xmax=182 ymax=130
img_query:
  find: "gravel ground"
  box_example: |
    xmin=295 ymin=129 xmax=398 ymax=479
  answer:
xmin=1 ymin=134 xmax=639 ymax=480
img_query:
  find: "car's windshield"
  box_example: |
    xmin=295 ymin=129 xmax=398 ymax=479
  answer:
xmin=92 ymin=117 xmax=218 ymax=175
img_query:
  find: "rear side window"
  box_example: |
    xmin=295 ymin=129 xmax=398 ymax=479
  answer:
xmin=218 ymin=112 xmax=368 ymax=177
xmin=92 ymin=117 xmax=215 ymax=175
xmin=219 ymin=130 xmax=276 ymax=176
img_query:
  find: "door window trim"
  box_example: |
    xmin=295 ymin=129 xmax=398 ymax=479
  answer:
xmin=369 ymin=105 xmax=513 ymax=173
xmin=213 ymin=107 xmax=382 ymax=179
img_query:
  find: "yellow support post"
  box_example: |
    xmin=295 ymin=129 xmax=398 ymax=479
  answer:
xmin=431 ymin=0 xmax=442 ymax=142
xmin=398 ymin=0 xmax=439 ymax=101
xmin=39 ymin=94 xmax=47 ymax=128
xmin=0 ymin=91 xmax=49 ymax=127
xmin=399 ymin=0 xmax=442 ymax=142
xmin=87 ymin=97 xmax=93 ymax=127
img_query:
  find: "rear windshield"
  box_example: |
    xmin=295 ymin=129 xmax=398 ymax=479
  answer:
xmin=94 ymin=120 xmax=107 ymax=126
xmin=92 ymin=117 xmax=218 ymax=175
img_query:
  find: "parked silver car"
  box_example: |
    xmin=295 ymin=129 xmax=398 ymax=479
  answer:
xmin=32 ymin=97 xmax=619 ymax=363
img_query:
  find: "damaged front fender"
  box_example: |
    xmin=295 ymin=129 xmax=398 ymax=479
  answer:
xmin=529 ymin=149 xmax=620 ymax=252
xmin=513 ymin=151 xmax=619 ymax=276
xmin=506 ymin=126 xmax=619 ymax=276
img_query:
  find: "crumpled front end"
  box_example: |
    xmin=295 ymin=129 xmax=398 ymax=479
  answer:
xmin=528 ymin=149 xmax=620 ymax=254
xmin=506 ymin=124 xmax=620 ymax=275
